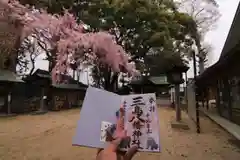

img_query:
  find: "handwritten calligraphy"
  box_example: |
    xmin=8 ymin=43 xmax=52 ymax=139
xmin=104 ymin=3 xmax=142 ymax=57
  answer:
xmin=128 ymin=96 xmax=146 ymax=149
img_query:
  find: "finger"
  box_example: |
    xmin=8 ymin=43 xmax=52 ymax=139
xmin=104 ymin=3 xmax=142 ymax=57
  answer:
xmin=107 ymin=130 xmax=127 ymax=152
xmin=117 ymin=117 xmax=124 ymax=130
xmin=117 ymin=150 xmax=126 ymax=156
xmin=117 ymin=107 xmax=125 ymax=131
xmin=97 ymin=148 xmax=104 ymax=155
xmin=105 ymin=131 xmax=125 ymax=152
xmin=106 ymin=106 xmax=126 ymax=152
xmin=119 ymin=106 xmax=124 ymax=117
xmin=105 ymin=129 xmax=114 ymax=142
xmin=124 ymin=145 xmax=138 ymax=160
xmin=105 ymin=138 xmax=122 ymax=152
xmin=96 ymin=148 xmax=104 ymax=160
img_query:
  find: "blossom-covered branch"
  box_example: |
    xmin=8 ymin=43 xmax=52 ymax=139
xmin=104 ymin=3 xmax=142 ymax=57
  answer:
xmin=0 ymin=0 xmax=136 ymax=82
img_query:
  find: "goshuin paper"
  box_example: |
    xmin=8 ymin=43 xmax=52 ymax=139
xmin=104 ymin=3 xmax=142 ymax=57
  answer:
xmin=72 ymin=87 xmax=160 ymax=152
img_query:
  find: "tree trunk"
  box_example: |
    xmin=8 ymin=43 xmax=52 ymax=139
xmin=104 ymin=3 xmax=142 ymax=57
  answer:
xmin=48 ymin=47 xmax=57 ymax=72
xmin=103 ymin=67 xmax=119 ymax=92
xmin=48 ymin=58 xmax=56 ymax=72
xmin=196 ymin=42 xmax=205 ymax=74
xmin=29 ymin=66 xmax=35 ymax=75
xmin=73 ymin=70 xmax=75 ymax=80
xmin=29 ymin=53 xmax=35 ymax=75
xmin=103 ymin=68 xmax=111 ymax=91
xmin=174 ymin=84 xmax=181 ymax=121
xmin=110 ymin=73 xmax=119 ymax=92
xmin=77 ymin=71 xmax=80 ymax=82
xmin=198 ymin=57 xmax=205 ymax=74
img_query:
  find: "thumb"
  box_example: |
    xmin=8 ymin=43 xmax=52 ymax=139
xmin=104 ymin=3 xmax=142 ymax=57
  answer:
xmin=124 ymin=145 xmax=138 ymax=160
xmin=107 ymin=129 xmax=127 ymax=152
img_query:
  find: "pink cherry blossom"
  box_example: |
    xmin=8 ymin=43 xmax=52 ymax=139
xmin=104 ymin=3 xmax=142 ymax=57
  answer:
xmin=0 ymin=0 xmax=137 ymax=82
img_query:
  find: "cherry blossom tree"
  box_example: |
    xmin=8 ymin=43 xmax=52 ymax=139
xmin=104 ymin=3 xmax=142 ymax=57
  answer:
xmin=0 ymin=0 xmax=136 ymax=82
xmin=0 ymin=1 xmax=20 ymax=70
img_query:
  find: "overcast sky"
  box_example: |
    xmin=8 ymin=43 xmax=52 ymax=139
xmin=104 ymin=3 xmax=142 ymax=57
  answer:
xmin=33 ymin=0 xmax=239 ymax=83
xmin=206 ymin=0 xmax=239 ymax=66
xmin=186 ymin=0 xmax=239 ymax=78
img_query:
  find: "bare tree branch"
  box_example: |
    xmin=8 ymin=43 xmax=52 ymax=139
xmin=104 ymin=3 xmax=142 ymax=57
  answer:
xmin=17 ymin=35 xmax=42 ymax=75
xmin=177 ymin=0 xmax=221 ymax=37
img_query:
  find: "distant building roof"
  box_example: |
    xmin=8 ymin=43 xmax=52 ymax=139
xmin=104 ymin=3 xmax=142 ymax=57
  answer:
xmin=32 ymin=69 xmax=51 ymax=78
xmin=116 ymin=85 xmax=132 ymax=95
xmin=24 ymin=69 xmax=85 ymax=85
xmin=130 ymin=75 xmax=169 ymax=85
xmin=51 ymin=83 xmax=87 ymax=90
xmin=0 ymin=69 xmax=24 ymax=83
xmin=129 ymin=77 xmax=144 ymax=85
xmin=148 ymin=76 xmax=169 ymax=85
xmin=60 ymin=74 xmax=80 ymax=84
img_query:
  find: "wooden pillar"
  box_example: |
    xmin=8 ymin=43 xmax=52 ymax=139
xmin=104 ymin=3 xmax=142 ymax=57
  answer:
xmin=227 ymin=78 xmax=233 ymax=121
xmin=40 ymin=87 xmax=45 ymax=111
xmin=171 ymin=87 xmax=175 ymax=108
xmin=66 ymin=92 xmax=70 ymax=109
xmin=7 ymin=92 xmax=11 ymax=114
xmin=206 ymin=88 xmax=209 ymax=110
xmin=201 ymin=90 xmax=205 ymax=108
xmin=216 ymin=80 xmax=221 ymax=115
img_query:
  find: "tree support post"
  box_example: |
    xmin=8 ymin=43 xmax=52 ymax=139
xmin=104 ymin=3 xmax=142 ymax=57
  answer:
xmin=175 ymin=84 xmax=181 ymax=121
xmin=7 ymin=92 xmax=11 ymax=115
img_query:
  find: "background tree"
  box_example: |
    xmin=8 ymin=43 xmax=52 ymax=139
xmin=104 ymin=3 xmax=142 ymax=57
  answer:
xmin=176 ymin=0 xmax=221 ymax=74
xmin=69 ymin=0 xmax=200 ymax=89
xmin=0 ymin=3 xmax=20 ymax=71
xmin=176 ymin=0 xmax=220 ymax=35
xmin=3 ymin=0 xmax=200 ymax=90
xmin=197 ymin=42 xmax=212 ymax=73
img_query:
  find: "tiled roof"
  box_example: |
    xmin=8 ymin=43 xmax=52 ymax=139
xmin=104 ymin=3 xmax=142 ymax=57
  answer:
xmin=148 ymin=76 xmax=169 ymax=85
xmin=0 ymin=70 xmax=24 ymax=82
xmin=130 ymin=76 xmax=169 ymax=85
xmin=51 ymin=83 xmax=87 ymax=90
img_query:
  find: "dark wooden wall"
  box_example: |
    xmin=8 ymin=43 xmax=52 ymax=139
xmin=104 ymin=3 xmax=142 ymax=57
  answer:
xmin=50 ymin=88 xmax=85 ymax=111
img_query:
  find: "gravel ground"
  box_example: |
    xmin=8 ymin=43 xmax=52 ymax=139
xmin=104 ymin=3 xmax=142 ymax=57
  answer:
xmin=0 ymin=107 xmax=240 ymax=160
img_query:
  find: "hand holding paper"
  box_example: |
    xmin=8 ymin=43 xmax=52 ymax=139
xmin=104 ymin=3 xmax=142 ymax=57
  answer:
xmin=73 ymin=87 xmax=160 ymax=152
xmin=96 ymin=106 xmax=138 ymax=160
